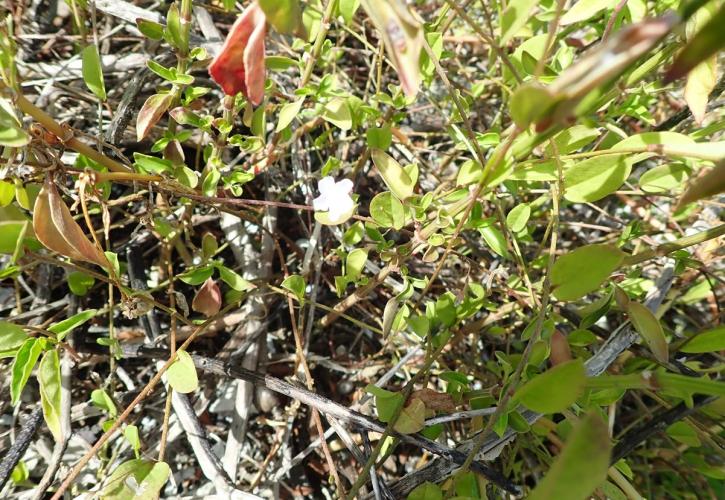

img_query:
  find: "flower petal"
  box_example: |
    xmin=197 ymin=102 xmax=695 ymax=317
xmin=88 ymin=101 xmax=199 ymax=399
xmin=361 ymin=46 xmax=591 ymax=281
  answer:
xmin=336 ymin=178 xmax=353 ymax=194
xmin=312 ymin=193 xmax=330 ymax=211
xmin=317 ymin=176 xmax=336 ymax=194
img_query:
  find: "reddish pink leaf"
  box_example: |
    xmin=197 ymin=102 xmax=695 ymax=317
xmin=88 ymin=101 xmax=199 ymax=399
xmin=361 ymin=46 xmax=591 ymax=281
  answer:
xmin=208 ymin=2 xmax=267 ymax=106
xmin=192 ymin=277 xmax=222 ymax=317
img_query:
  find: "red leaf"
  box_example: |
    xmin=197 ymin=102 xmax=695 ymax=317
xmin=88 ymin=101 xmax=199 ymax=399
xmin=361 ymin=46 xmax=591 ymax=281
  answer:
xmin=208 ymin=2 xmax=267 ymax=105
xmin=192 ymin=278 xmax=222 ymax=317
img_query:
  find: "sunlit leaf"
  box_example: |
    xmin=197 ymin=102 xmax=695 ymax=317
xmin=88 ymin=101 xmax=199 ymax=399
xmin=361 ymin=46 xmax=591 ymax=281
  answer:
xmin=528 ymin=411 xmax=611 ymax=500
xmin=627 ymin=301 xmax=668 ymax=363
xmin=551 ymin=244 xmax=625 ymax=301
xmin=11 ymin=338 xmax=44 ymax=405
xmin=167 ymin=350 xmax=199 ymax=394
xmin=136 ymin=93 xmax=173 ymax=141
xmin=259 ymin=0 xmax=304 ymax=36
xmin=0 ymin=321 xmax=28 ymax=351
xmin=39 ymin=350 xmax=63 ymax=441
xmin=371 ymin=149 xmax=415 ymax=201
xmin=680 ymin=326 xmax=725 ymax=353
xmin=81 ymin=44 xmax=106 ymax=100
xmin=665 ymin=4 xmax=725 ymax=82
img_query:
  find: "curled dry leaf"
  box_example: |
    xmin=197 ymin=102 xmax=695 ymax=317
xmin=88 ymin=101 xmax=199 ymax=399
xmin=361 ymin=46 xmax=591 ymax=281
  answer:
xmin=208 ymin=1 xmax=267 ymax=106
xmin=676 ymin=159 xmax=725 ymax=209
xmin=33 ymin=177 xmax=109 ymax=268
xmin=136 ymin=93 xmax=174 ymax=141
xmin=550 ymin=330 xmax=573 ymax=366
xmin=409 ymin=388 xmax=456 ymax=413
xmin=360 ymin=0 xmax=423 ymax=98
xmin=192 ymin=277 xmax=222 ymax=317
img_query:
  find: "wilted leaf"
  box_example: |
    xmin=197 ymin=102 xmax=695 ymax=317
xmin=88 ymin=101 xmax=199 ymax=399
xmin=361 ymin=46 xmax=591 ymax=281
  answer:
xmin=665 ymin=4 xmax=725 ymax=82
xmin=394 ymin=397 xmax=425 ymax=434
xmin=627 ymin=301 xmax=668 ymax=363
xmin=360 ymin=0 xmax=423 ymax=98
xmin=167 ymin=350 xmax=198 ymax=393
xmin=551 ymin=244 xmax=625 ymax=301
xmin=39 ymin=350 xmax=63 ymax=441
xmin=676 ymin=160 xmax=725 ymax=208
xmin=81 ymin=44 xmax=106 ymax=100
xmin=33 ymin=177 xmax=109 ymax=268
xmin=192 ymin=277 xmax=222 ymax=317
xmin=528 ymin=411 xmax=611 ymax=500
xmin=550 ymin=330 xmax=573 ymax=366
xmin=514 ymin=359 xmax=587 ymax=413
xmin=136 ymin=93 xmax=173 ymax=141
xmin=382 ymin=297 xmax=400 ymax=338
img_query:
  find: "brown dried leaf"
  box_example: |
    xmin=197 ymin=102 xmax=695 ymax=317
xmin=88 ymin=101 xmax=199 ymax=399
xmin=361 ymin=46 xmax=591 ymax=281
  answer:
xmin=33 ymin=177 xmax=108 ymax=268
xmin=136 ymin=93 xmax=174 ymax=141
xmin=410 ymin=388 xmax=456 ymax=413
xmin=192 ymin=277 xmax=222 ymax=317
xmin=550 ymin=330 xmax=572 ymax=366
xmin=676 ymin=160 xmax=725 ymax=209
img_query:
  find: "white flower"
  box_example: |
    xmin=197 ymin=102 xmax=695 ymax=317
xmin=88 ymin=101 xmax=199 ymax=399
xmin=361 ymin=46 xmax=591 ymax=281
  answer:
xmin=313 ymin=176 xmax=354 ymax=224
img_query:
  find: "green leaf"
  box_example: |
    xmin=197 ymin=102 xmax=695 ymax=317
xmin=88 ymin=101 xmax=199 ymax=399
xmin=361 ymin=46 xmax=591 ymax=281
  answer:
xmin=666 ymin=421 xmax=701 ymax=447
xmin=500 ymin=0 xmax=539 ymax=45
xmin=339 ymin=0 xmax=361 ymax=25
xmin=528 ymin=411 xmax=612 ymax=500
xmin=345 ymin=248 xmax=368 ymax=281
xmin=259 ymin=0 xmax=304 ymax=35
xmin=506 ymin=203 xmax=531 ymax=233
xmin=560 ymin=0 xmax=617 ymax=26
xmin=666 ymin=4 xmax=725 ymax=82
xmin=639 ymin=164 xmax=689 ymax=193
xmin=513 ymin=359 xmax=587 ymax=414
xmin=165 ymin=2 xmax=185 ymax=52
xmin=456 ymin=159 xmax=484 ymax=186
xmin=0 ymin=98 xmax=30 ymax=147
xmin=125 ymin=424 xmax=141 ymax=457
xmin=657 ymin=372 xmax=725 ymax=397
xmin=39 ymin=350 xmax=63 ymax=442
xmin=370 ymin=191 xmax=406 ymax=229
xmin=564 ymin=154 xmax=630 ymax=203
xmin=100 ymin=459 xmax=170 ymax=499
xmin=167 ymin=350 xmax=198 ymax=394
xmin=282 ymin=274 xmax=306 ymax=301
xmin=680 ymin=326 xmax=725 ymax=353
xmin=201 ymin=166 xmax=221 ymax=197
xmin=371 ymin=149 xmax=416 ymax=201
xmin=11 ymin=338 xmax=44 ymax=405
xmin=322 ymin=98 xmax=352 ymax=130
xmin=266 ymin=55 xmax=298 ymax=70
xmin=551 ymin=244 xmax=625 ymax=301
xmin=146 ymin=60 xmax=176 ymax=82
xmin=407 ymin=482 xmax=443 ymax=500
xmin=366 ymin=125 xmax=392 ymax=150
xmin=48 ymin=309 xmax=98 ymax=341
xmin=545 ymin=125 xmax=600 ymax=156
xmin=217 ymin=265 xmax=254 ymax=291
xmin=0 ymin=321 xmax=28 ymax=351
xmin=509 ymin=83 xmax=557 ymax=129
xmin=627 ymin=301 xmax=668 ymax=363
xmin=68 ymin=271 xmax=95 ymax=296
xmin=91 ymin=388 xmax=117 ymax=417
xmin=82 ymin=44 xmax=106 ymax=100
xmin=136 ymin=18 xmax=165 ymax=40
xmin=275 ymin=98 xmax=304 ymax=132
xmin=105 ymin=251 xmax=121 ymax=277
xmin=0 ymin=180 xmax=14 ymax=206
xmin=365 ymin=384 xmax=404 ymax=422
xmin=178 ymin=266 xmax=214 ymax=285
xmin=133 ymin=153 xmax=174 ymax=175
xmin=480 ymin=225 xmax=509 ymax=258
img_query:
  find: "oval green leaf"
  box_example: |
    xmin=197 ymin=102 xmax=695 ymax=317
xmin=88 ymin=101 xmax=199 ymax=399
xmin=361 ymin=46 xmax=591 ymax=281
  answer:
xmin=371 ymin=149 xmax=415 ymax=201
xmin=513 ymin=359 xmax=587 ymax=414
xmin=81 ymin=44 xmax=106 ymax=101
xmin=627 ymin=301 xmax=668 ymax=363
xmin=39 ymin=350 xmax=63 ymax=441
xmin=167 ymin=350 xmax=198 ymax=394
xmin=551 ymin=244 xmax=625 ymax=301
xmin=564 ymin=154 xmax=630 ymax=203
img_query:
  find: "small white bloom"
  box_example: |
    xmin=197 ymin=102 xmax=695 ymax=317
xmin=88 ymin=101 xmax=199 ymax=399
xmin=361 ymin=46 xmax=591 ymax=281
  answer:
xmin=313 ymin=176 xmax=354 ymax=223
